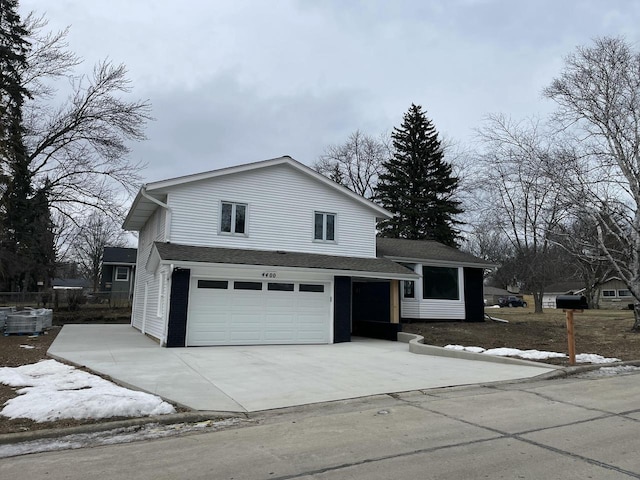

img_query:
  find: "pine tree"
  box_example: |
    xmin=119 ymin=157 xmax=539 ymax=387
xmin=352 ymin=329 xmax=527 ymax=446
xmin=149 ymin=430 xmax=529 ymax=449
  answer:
xmin=0 ymin=1 xmax=54 ymax=291
xmin=0 ymin=0 xmax=30 ymax=161
xmin=376 ymin=104 xmax=463 ymax=246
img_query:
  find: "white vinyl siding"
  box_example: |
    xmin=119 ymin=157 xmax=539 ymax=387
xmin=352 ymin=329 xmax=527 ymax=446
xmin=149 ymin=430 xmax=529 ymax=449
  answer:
xmin=166 ymin=164 xmax=377 ymax=258
xmin=401 ymin=264 xmax=465 ymax=320
xmin=131 ymin=206 xmax=169 ymax=342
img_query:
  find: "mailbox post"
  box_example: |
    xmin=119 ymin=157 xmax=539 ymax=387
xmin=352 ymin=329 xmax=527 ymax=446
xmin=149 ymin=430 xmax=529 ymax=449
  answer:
xmin=555 ymin=295 xmax=589 ymax=366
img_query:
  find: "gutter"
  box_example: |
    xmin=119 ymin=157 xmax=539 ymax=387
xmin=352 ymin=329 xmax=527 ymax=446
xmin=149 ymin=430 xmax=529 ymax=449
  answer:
xmin=141 ymin=186 xmax=172 ymax=241
xmin=141 ymin=185 xmax=169 ymax=209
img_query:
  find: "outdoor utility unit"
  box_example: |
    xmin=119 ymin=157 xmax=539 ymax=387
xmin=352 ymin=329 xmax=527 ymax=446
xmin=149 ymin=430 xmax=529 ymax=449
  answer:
xmin=555 ymin=295 xmax=589 ymax=310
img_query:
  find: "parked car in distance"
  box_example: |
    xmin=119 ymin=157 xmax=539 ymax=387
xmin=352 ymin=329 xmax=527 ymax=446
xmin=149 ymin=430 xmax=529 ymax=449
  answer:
xmin=498 ymin=296 xmax=527 ymax=308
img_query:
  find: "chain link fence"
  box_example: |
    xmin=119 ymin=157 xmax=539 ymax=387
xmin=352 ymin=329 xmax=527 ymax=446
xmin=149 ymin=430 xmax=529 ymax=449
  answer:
xmin=0 ymin=290 xmax=132 ymax=310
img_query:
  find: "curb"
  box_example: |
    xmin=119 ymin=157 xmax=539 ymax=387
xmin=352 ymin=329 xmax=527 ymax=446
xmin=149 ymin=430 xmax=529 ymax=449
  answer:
xmin=3 ymin=361 xmax=639 ymax=445
xmin=0 ymin=411 xmax=242 ymax=446
xmin=397 ymin=332 xmax=563 ymax=369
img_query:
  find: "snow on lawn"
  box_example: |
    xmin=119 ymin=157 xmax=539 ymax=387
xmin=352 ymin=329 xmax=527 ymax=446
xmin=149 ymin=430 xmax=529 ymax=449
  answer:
xmin=0 ymin=418 xmax=245 ymax=459
xmin=444 ymin=345 xmax=621 ymax=363
xmin=0 ymin=360 xmax=175 ymax=422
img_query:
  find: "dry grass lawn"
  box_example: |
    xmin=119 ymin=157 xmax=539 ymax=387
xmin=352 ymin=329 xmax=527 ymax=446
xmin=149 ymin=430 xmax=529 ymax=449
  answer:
xmin=403 ymin=297 xmax=640 ymax=364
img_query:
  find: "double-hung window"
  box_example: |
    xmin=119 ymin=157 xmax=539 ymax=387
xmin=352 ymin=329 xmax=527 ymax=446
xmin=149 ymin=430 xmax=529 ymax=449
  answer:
xmin=115 ymin=266 xmax=129 ymax=281
xmin=314 ymin=212 xmax=336 ymax=242
xmin=220 ymin=202 xmax=247 ymax=235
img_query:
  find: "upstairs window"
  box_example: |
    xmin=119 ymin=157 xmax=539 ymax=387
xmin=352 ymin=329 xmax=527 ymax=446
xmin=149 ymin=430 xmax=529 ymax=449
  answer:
xmin=221 ymin=202 xmax=247 ymax=235
xmin=314 ymin=212 xmax=336 ymax=242
xmin=618 ymin=289 xmax=632 ymax=297
xmin=602 ymin=290 xmax=616 ymax=297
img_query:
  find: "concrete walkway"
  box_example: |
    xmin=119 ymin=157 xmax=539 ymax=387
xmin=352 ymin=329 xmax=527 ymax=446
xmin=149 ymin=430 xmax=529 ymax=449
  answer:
xmin=48 ymin=325 xmax=556 ymax=413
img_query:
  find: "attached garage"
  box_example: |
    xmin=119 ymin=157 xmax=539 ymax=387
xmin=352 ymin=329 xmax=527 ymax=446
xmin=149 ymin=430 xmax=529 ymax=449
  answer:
xmin=149 ymin=242 xmax=417 ymax=347
xmin=187 ymin=278 xmax=331 ymax=346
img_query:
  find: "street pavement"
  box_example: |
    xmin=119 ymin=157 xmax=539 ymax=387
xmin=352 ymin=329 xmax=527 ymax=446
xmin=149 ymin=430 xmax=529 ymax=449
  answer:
xmin=2 ymin=369 xmax=640 ymax=479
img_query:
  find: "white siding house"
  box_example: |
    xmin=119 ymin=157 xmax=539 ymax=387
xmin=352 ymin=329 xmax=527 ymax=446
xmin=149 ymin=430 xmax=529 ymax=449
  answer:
xmin=124 ymin=156 xmax=492 ymax=347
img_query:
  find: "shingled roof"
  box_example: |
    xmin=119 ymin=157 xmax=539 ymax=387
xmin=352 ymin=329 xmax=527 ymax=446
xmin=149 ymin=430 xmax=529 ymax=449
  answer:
xmin=152 ymin=242 xmax=416 ymax=279
xmin=376 ymin=237 xmax=494 ymax=268
xmin=103 ymin=247 xmax=137 ymax=264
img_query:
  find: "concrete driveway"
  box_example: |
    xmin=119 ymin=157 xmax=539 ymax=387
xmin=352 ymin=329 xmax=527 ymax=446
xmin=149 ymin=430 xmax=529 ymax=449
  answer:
xmin=48 ymin=325 xmax=556 ymax=413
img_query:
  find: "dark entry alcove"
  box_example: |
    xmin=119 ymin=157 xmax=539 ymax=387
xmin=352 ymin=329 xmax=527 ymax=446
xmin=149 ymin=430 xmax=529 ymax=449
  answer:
xmin=351 ymin=280 xmax=400 ymax=340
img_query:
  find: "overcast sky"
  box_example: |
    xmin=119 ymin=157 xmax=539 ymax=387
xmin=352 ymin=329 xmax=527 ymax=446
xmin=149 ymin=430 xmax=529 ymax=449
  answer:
xmin=20 ymin=0 xmax=640 ymax=185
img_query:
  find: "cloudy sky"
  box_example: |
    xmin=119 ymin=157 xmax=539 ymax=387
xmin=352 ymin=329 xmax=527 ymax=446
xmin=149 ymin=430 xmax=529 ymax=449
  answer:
xmin=20 ymin=0 xmax=640 ymax=185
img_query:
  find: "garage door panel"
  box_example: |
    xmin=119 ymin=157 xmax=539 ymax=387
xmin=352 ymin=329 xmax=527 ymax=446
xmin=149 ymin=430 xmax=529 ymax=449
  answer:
xmin=187 ymin=278 xmax=330 ymax=346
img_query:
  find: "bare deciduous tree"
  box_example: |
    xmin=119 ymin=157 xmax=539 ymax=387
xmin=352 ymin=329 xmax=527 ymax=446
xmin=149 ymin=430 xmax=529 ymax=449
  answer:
xmin=71 ymin=212 xmax=128 ymax=292
xmin=544 ymin=36 xmax=640 ymax=330
xmin=314 ymin=130 xmax=390 ymax=199
xmin=19 ymin=15 xmax=151 ymax=220
xmin=476 ymin=114 xmax=569 ymax=312
xmin=551 ymin=215 xmax=616 ymax=309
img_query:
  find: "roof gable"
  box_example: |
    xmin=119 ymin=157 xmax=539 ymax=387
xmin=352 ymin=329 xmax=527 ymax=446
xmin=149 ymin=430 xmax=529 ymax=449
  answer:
xmin=123 ymin=156 xmax=391 ymax=231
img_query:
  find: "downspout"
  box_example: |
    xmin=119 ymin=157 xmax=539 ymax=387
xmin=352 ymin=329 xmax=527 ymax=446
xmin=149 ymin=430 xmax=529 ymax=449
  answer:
xmin=140 ymin=186 xmax=172 ymax=346
xmin=140 ymin=186 xmax=172 ymax=242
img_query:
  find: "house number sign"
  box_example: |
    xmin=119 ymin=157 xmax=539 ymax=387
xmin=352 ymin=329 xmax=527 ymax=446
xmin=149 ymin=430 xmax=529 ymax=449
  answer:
xmin=261 ymin=272 xmax=277 ymax=278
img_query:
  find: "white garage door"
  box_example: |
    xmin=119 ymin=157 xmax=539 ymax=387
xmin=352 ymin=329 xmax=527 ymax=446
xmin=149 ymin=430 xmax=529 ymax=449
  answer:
xmin=186 ymin=278 xmax=331 ymax=346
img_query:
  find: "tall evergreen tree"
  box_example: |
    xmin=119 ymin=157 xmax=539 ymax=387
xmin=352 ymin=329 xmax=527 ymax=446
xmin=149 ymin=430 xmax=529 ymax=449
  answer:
xmin=376 ymin=103 xmax=463 ymax=246
xmin=0 ymin=0 xmax=55 ymax=291
xmin=0 ymin=0 xmax=30 ymax=167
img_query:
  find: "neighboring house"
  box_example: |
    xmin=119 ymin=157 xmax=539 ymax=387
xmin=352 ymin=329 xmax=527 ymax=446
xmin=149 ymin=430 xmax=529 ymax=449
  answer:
xmin=483 ymin=286 xmax=522 ymax=306
xmin=597 ymin=277 xmax=636 ymax=310
xmin=51 ymin=278 xmax=91 ymax=291
xmin=51 ymin=277 xmax=91 ymax=307
xmin=101 ymin=247 xmax=137 ymax=304
xmin=123 ymin=156 xmax=492 ymax=348
xmin=542 ymin=282 xmax=586 ymax=309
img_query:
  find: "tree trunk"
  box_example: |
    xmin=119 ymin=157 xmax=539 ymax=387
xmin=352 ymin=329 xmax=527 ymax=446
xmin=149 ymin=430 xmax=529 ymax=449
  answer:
xmin=533 ymin=291 xmax=543 ymax=313
xmin=633 ymin=304 xmax=640 ymax=332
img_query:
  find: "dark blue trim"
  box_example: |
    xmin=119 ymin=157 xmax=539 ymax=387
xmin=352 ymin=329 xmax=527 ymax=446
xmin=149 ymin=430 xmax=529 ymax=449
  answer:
xmin=166 ymin=268 xmax=190 ymax=347
xmin=333 ymin=276 xmax=352 ymax=343
xmin=463 ymin=267 xmax=484 ymax=322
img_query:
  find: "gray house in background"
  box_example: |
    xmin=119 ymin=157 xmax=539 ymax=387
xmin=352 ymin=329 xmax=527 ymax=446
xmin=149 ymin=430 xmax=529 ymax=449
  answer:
xmin=483 ymin=286 xmax=523 ymax=306
xmin=101 ymin=247 xmax=137 ymax=305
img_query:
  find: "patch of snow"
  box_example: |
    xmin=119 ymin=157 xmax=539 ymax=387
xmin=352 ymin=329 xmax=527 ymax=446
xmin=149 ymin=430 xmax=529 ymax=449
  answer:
xmin=464 ymin=346 xmax=486 ymax=354
xmin=0 ymin=360 xmax=175 ymax=422
xmin=445 ymin=345 xmax=621 ymax=363
xmin=444 ymin=345 xmax=486 ymax=353
xmin=19 ymin=345 xmax=35 ymax=349
xmin=484 ymin=348 xmax=567 ymax=360
xmin=0 ymin=418 xmax=246 ymax=459
xmin=575 ymin=353 xmax=621 ymax=364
